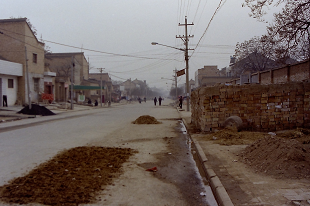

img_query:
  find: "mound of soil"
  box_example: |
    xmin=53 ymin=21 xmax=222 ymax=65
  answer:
xmin=203 ymin=128 xmax=266 ymax=145
xmin=276 ymin=128 xmax=310 ymax=144
xmin=239 ymin=137 xmax=310 ymax=179
xmin=132 ymin=115 xmax=161 ymax=124
xmin=0 ymin=146 xmax=137 ymax=205
xmin=17 ymin=104 xmax=55 ymax=116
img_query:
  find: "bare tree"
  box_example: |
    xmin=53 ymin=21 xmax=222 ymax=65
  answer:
xmin=233 ymin=36 xmax=280 ymax=76
xmin=243 ymin=0 xmax=310 ymax=61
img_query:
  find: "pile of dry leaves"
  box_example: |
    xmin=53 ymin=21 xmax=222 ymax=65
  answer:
xmin=0 ymin=146 xmax=136 ymax=205
xmin=132 ymin=115 xmax=161 ymax=124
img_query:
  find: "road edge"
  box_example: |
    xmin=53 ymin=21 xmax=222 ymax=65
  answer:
xmin=178 ymin=109 xmax=234 ymax=206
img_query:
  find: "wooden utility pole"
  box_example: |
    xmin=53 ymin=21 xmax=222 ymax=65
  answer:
xmin=24 ymin=47 xmax=32 ymax=109
xmin=174 ymin=69 xmax=178 ymax=100
xmin=70 ymin=56 xmax=74 ymax=110
xmin=177 ymin=16 xmax=194 ymax=112
xmin=100 ymin=68 xmax=103 ymax=107
xmin=24 ymin=47 xmax=31 ymax=109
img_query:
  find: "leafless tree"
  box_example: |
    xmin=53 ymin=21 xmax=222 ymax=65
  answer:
xmin=243 ymin=0 xmax=310 ymax=61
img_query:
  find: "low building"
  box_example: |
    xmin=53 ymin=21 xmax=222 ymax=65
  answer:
xmin=0 ymin=59 xmax=23 ymax=106
xmin=195 ymin=65 xmax=232 ymax=87
xmin=45 ymin=52 xmax=89 ymax=102
xmin=0 ymin=18 xmax=55 ymax=104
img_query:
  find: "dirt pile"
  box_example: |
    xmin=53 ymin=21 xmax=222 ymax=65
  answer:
xmin=240 ymin=136 xmax=310 ymax=179
xmin=202 ymin=128 xmax=266 ymax=145
xmin=132 ymin=115 xmax=161 ymax=124
xmin=0 ymin=146 xmax=136 ymax=205
xmin=276 ymin=128 xmax=310 ymax=144
xmin=17 ymin=104 xmax=55 ymax=116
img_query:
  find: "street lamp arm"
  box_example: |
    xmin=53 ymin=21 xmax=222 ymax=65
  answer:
xmin=161 ymin=77 xmax=174 ymax=81
xmin=151 ymin=42 xmax=184 ymax=51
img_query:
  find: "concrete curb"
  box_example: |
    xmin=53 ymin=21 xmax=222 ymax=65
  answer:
xmin=179 ymin=112 xmax=234 ymax=206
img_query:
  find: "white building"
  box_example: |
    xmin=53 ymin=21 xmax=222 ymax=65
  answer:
xmin=0 ymin=59 xmax=23 ymax=106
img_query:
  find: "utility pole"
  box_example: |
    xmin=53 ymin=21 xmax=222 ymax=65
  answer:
xmin=70 ymin=56 xmax=74 ymax=110
xmin=100 ymin=68 xmax=103 ymax=107
xmin=177 ymin=16 xmax=194 ymax=112
xmin=174 ymin=69 xmax=178 ymax=100
xmin=129 ymin=78 xmax=132 ymax=101
xmin=24 ymin=47 xmax=31 ymax=109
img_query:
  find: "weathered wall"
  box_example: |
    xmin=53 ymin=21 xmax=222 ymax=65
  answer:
xmin=191 ymin=82 xmax=310 ymax=132
xmin=229 ymin=60 xmax=310 ymax=85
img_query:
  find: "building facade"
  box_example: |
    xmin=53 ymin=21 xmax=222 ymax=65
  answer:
xmin=0 ymin=59 xmax=23 ymax=106
xmin=0 ymin=18 xmax=55 ymax=104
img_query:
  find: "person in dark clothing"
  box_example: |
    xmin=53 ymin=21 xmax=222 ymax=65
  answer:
xmin=94 ymin=100 xmax=98 ymax=106
xmin=179 ymin=96 xmax=183 ymax=109
xmin=154 ymin=97 xmax=157 ymax=106
xmin=3 ymin=95 xmax=7 ymax=107
xmin=158 ymin=96 xmax=162 ymax=106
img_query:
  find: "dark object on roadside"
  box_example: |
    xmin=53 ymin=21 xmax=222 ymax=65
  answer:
xmin=17 ymin=104 xmax=56 ymax=116
xmin=223 ymin=116 xmax=243 ymax=131
xmin=146 ymin=167 xmax=157 ymax=172
xmin=88 ymin=99 xmax=92 ymax=104
xmin=94 ymin=100 xmax=98 ymax=106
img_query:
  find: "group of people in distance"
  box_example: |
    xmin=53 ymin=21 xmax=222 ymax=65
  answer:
xmin=153 ymin=96 xmax=183 ymax=109
xmin=153 ymin=96 xmax=163 ymax=106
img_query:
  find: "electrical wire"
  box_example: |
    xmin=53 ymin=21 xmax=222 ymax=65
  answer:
xmin=0 ymin=27 xmax=178 ymax=61
xmin=191 ymin=0 xmax=226 ymax=57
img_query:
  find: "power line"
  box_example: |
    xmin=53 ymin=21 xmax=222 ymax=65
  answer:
xmin=190 ymin=0 xmax=226 ymax=57
xmin=0 ymin=27 xmax=178 ymax=61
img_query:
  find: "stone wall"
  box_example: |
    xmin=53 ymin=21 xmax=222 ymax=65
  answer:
xmin=191 ymin=82 xmax=310 ymax=132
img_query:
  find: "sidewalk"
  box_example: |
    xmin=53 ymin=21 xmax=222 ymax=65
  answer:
xmin=178 ymin=109 xmax=310 ymax=206
xmin=0 ymin=103 xmax=114 ymax=131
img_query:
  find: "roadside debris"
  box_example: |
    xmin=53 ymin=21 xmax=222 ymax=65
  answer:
xmin=146 ymin=167 xmax=157 ymax=172
xmin=17 ymin=104 xmax=55 ymax=116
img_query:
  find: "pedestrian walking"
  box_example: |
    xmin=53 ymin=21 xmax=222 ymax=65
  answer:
xmin=158 ymin=96 xmax=162 ymax=106
xmin=154 ymin=97 xmax=157 ymax=106
xmin=179 ymin=96 xmax=183 ymax=109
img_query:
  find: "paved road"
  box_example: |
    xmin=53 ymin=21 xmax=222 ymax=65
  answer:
xmin=0 ymin=100 xmax=217 ymax=206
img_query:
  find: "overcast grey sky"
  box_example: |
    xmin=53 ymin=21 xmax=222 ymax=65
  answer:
xmin=1 ymin=0 xmax=280 ymax=91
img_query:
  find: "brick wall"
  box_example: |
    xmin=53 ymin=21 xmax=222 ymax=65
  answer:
xmin=228 ymin=60 xmax=310 ymax=85
xmin=191 ymin=82 xmax=310 ymax=132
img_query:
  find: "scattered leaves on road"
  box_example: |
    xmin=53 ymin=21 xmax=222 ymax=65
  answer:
xmin=0 ymin=146 xmax=137 ymax=205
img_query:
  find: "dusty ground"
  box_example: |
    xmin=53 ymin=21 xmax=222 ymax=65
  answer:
xmin=0 ymin=146 xmax=136 ymax=205
xmin=199 ymin=127 xmax=310 ymax=179
xmin=188 ymin=123 xmax=310 ymax=205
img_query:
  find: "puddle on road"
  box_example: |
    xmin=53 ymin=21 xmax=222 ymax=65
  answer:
xmin=179 ymin=121 xmax=218 ymax=206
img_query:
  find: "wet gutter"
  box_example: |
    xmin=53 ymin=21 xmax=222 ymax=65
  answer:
xmin=180 ymin=118 xmax=234 ymax=206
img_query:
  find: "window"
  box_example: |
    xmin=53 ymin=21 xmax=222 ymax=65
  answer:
xmin=33 ymin=53 xmax=37 ymax=63
xmin=8 ymin=79 xmax=13 ymax=88
xmin=34 ymin=78 xmax=39 ymax=92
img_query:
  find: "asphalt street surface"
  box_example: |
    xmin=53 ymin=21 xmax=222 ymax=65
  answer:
xmin=0 ymin=100 xmax=217 ymax=206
